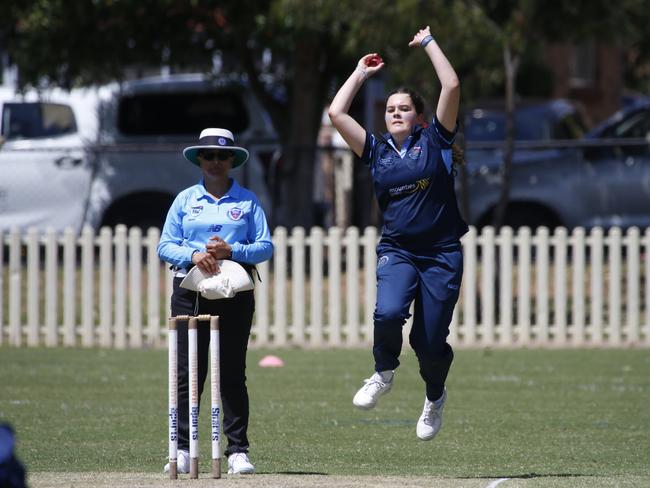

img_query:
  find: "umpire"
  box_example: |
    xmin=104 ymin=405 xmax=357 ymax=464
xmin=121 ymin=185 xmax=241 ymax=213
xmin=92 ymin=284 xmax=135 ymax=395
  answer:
xmin=158 ymin=128 xmax=273 ymax=475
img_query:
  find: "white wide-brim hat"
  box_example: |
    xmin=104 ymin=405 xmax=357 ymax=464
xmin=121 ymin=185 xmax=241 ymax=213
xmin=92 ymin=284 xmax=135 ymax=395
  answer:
xmin=183 ymin=128 xmax=250 ymax=169
xmin=179 ymin=260 xmax=254 ymax=300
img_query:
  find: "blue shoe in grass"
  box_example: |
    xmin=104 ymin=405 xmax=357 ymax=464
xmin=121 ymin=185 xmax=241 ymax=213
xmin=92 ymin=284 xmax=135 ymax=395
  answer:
xmin=416 ymin=389 xmax=446 ymax=441
xmin=353 ymin=371 xmax=393 ymax=410
xmin=164 ymin=449 xmax=189 ymax=474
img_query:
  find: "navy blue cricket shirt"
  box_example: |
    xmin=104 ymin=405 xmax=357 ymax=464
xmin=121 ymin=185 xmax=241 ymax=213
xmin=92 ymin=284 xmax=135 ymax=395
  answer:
xmin=361 ymin=117 xmax=468 ymax=251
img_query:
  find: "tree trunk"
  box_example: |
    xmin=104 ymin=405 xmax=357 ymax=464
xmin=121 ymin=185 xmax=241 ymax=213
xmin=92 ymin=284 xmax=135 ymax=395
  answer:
xmin=238 ymin=31 xmax=331 ymax=229
xmin=273 ymin=34 xmax=329 ymax=229
xmin=493 ymin=42 xmax=520 ymax=230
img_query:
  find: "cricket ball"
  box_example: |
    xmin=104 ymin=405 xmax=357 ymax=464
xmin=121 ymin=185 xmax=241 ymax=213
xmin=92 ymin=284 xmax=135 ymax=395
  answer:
xmin=366 ymin=55 xmax=383 ymax=67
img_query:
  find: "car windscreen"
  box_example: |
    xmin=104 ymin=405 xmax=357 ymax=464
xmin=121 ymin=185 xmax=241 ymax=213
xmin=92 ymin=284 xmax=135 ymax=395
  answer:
xmin=600 ymin=109 xmax=650 ymax=139
xmin=1 ymin=102 xmax=77 ymax=140
xmin=464 ymin=109 xmax=584 ymax=142
xmin=464 ymin=111 xmax=550 ymax=141
xmin=117 ymin=91 xmax=250 ymax=136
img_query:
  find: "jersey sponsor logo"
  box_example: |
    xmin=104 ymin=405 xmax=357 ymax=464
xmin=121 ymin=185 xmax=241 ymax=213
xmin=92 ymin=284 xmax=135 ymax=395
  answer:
xmin=378 ymin=255 xmax=389 ymax=268
xmin=388 ymin=177 xmax=430 ymax=197
xmin=190 ymin=205 xmax=204 ymax=217
xmin=227 ymin=207 xmax=244 ymax=221
xmin=207 ymin=224 xmax=222 ymax=232
xmin=408 ymin=145 xmax=422 ymax=159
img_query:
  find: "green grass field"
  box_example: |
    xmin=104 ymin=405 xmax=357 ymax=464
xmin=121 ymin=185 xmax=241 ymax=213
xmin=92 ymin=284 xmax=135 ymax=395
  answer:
xmin=1 ymin=347 xmax=649 ymax=487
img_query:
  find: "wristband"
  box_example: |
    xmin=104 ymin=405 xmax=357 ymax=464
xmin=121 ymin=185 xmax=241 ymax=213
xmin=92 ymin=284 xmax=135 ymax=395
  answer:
xmin=356 ymin=65 xmax=368 ymax=80
xmin=420 ymin=35 xmax=434 ymax=48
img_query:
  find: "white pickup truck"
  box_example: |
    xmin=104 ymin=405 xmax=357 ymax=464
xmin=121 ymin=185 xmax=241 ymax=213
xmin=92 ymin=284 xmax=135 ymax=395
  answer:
xmin=0 ymin=74 xmax=280 ymax=232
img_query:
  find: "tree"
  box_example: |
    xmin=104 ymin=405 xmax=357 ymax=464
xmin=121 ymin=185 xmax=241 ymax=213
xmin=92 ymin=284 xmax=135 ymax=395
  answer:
xmin=4 ymin=1 xmax=646 ymax=229
xmin=2 ymin=0 xmax=497 ymax=228
xmin=458 ymin=0 xmax=634 ymax=229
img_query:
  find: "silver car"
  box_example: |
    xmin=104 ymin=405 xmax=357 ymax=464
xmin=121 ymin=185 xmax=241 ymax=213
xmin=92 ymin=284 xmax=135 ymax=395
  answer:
xmin=0 ymin=74 xmax=280 ymax=232
xmin=462 ymin=99 xmax=650 ymax=230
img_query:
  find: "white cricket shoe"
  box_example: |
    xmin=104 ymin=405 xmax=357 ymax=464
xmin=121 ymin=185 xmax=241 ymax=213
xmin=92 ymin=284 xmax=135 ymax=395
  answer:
xmin=228 ymin=452 xmax=255 ymax=474
xmin=416 ymin=389 xmax=447 ymax=441
xmin=163 ymin=449 xmax=189 ymax=474
xmin=353 ymin=371 xmax=393 ymax=410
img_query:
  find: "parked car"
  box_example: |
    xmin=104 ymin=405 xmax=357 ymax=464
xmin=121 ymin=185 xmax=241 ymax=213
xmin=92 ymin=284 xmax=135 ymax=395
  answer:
xmin=0 ymin=74 xmax=280 ymax=232
xmin=463 ymin=98 xmax=650 ymax=230
xmin=462 ymin=99 xmax=587 ymax=144
xmin=461 ymin=99 xmax=587 ymax=177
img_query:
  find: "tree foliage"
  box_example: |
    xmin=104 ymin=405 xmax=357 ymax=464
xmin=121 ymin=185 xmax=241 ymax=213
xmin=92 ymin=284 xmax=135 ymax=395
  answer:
xmin=2 ymin=0 xmax=649 ymax=227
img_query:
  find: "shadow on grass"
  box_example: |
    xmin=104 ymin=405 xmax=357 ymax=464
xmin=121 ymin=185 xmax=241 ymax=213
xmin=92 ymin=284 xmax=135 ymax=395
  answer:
xmin=268 ymin=471 xmax=329 ymax=475
xmin=323 ymin=418 xmax=413 ymax=426
xmin=461 ymin=473 xmax=595 ymax=479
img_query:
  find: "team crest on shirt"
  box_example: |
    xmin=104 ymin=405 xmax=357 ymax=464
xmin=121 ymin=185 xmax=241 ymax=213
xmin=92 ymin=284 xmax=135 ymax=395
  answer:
xmin=378 ymin=255 xmax=389 ymax=268
xmin=227 ymin=207 xmax=244 ymax=221
xmin=408 ymin=146 xmax=422 ymax=159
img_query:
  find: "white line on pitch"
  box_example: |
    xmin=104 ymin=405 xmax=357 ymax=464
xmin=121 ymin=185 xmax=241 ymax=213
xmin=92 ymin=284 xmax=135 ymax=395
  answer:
xmin=485 ymin=478 xmax=510 ymax=488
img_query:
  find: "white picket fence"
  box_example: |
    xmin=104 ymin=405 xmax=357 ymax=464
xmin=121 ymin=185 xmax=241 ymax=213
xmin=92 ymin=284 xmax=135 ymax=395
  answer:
xmin=1 ymin=225 xmax=649 ymax=349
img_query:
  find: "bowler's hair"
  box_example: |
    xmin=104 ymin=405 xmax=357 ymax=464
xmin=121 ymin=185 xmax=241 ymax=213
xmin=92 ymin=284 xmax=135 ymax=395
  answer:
xmin=451 ymin=143 xmax=464 ymax=166
xmin=386 ymin=87 xmax=425 ymax=115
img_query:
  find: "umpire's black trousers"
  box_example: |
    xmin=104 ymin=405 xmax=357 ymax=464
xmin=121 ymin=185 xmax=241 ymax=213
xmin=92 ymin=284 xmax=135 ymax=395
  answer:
xmin=171 ymin=277 xmax=254 ymax=456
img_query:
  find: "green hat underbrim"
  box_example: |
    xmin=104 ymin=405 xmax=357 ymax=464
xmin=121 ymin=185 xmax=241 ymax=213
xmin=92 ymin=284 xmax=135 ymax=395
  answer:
xmin=183 ymin=146 xmax=250 ymax=169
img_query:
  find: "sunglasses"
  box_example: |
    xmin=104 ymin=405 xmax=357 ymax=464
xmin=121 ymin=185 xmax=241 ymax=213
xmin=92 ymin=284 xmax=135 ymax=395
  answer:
xmin=199 ymin=150 xmax=233 ymax=162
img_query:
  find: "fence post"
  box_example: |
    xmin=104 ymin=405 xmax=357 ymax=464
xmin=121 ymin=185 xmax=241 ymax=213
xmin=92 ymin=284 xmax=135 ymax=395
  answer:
xmin=571 ymin=228 xmax=586 ymax=346
xmin=81 ymin=226 xmax=95 ymax=347
xmin=62 ymin=228 xmax=76 ymax=346
xmin=535 ymin=227 xmax=550 ymax=345
xmin=273 ymin=227 xmax=288 ymax=346
xmin=44 ymin=228 xmax=58 ymax=347
xmin=114 ymin=225 xmax=128 ymax=349
xmin=625 ymin=228 xmax=640 ymax=345
xmin=590 ymin=227 xmax=604 ymax=345
xmin=516 ymin=227 xmax=531 ymax=346
xmin=362 ymin=227 xmax=377 ymax=345
xmin=129 ymin=227 xmax=143 ymax=348
xmin=253 ymin=259 xmax=270 ymax=347
xmin=480 ymin=226 xmax=496 ymax=346
xmin=553 ymin=227 xmax=568 ymax=346
xmin=26 ymin=227 xmax=40 ymax=346
xmin=309 ymin=227 xmax=325 ymax=347
xmin=608 ymin=228 xmax=622 ymax=346
xmin=498 ymin=226 xmax=513 ymax=346
xmin=345 ymin=227 xmax=360 ymax=346
xmin=146 ymin=227 xmax=161 ymax=347
xmin=461 ymin=227 xmax=477 ymax=346
xmin=291 ymin=227 xmax=306 ymax=346
xmin=327 ymin=227 xmax=342 ymax=346
xmin=99 ymin=227 xmax=113 ymax=348
xmin=9 ymin=228 xmax=21 ymax=346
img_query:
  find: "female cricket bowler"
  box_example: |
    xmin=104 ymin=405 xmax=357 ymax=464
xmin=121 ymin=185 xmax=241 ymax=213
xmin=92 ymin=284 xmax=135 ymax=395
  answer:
xmin=328 ymin=26 xmax=467 ymax=440
xmin=158 ymin=128 xmax=273 ymax=473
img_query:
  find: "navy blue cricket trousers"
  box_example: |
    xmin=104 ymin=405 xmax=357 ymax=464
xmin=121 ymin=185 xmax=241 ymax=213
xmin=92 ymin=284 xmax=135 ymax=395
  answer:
xmin=171 ymin=277 xmax=254 ymax=456
xmin=373 ymin=242 xmax=463 ymax=401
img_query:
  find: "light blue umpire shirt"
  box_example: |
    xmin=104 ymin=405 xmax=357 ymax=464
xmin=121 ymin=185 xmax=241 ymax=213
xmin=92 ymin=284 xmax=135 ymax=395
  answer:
xmin=157 ymin=178 xmax=273 ymax=274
